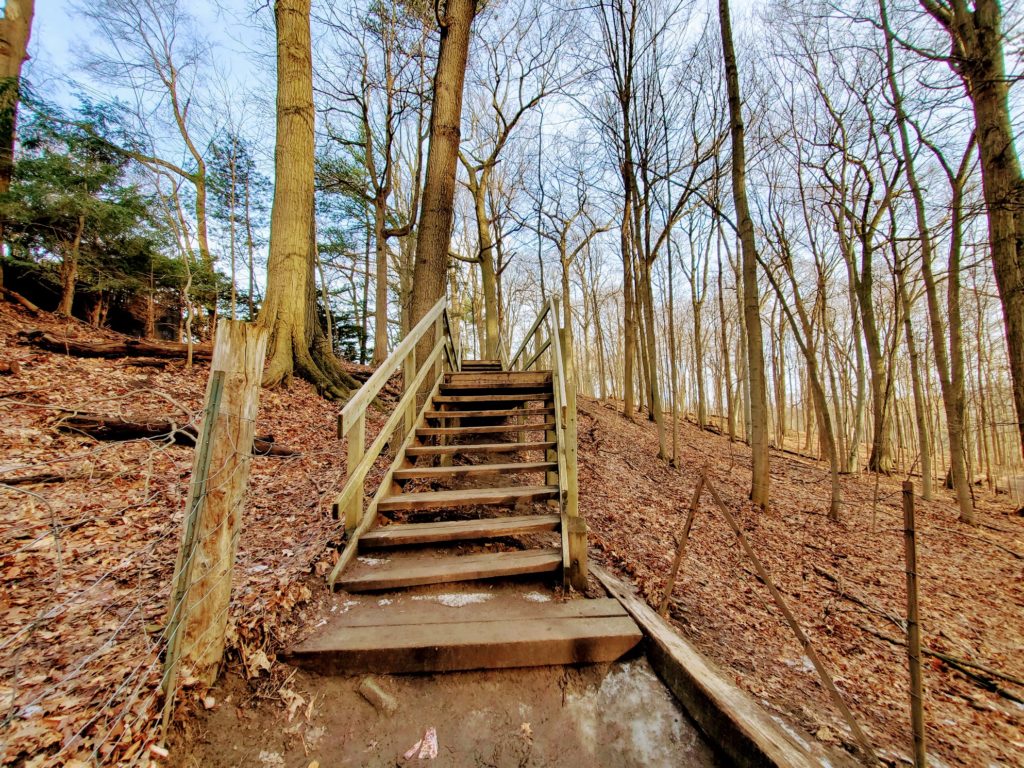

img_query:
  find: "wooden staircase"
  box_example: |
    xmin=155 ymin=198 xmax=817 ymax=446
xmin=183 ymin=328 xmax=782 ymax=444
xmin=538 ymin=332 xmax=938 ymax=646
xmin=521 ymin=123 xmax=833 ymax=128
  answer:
xmin=288 ymin=299 xmax=640 ymax=674
xmin=334 ymin=368 xmax=565 ymax=592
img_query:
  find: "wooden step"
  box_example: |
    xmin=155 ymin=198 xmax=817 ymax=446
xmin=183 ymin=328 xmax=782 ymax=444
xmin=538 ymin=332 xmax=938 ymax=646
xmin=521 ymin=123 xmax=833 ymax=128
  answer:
xmin=418 ymin=422 xmax=555 ymax=436
xmin=461 ymin=359 xmax=503 ymax=369
xmin=335 ymin=548 xmax=562 ymax=591
xmin=359 ymin=513 xmax=561 ymax=549
xmin=425 ymin=407 xmax=555 ymax=419
xmin=394 ymin=461 xmax=557 ymax=480
xmin=286 ymin=597 xmax=642 ymax=674
xmin=442 ymin=372 xmax=552 ymax=390
xmin=379 ymin=485 xmax=558 ymax=512
xmin=433 ymin=394 xmax=552 ymax=404
xmin=405 ymin=441 xmax=555 ymax=457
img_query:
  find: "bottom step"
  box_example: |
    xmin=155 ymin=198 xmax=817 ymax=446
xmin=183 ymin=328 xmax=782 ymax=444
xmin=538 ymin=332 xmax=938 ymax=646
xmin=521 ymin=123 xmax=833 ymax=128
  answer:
xmin=336 ymin=548 xmax=562 ymax=592
xmin=286 ymin=596 xmax=642 ymax=674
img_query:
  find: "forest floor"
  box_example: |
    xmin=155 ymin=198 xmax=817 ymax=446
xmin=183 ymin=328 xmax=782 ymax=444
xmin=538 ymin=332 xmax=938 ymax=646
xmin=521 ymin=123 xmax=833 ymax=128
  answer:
xmin=1 ymin=294 xmax=1021 ymax=766
xmin=0 ymin=298 xmax=390 ymax=766
xmin=579 ymin=397 xmax=1024 ymax=766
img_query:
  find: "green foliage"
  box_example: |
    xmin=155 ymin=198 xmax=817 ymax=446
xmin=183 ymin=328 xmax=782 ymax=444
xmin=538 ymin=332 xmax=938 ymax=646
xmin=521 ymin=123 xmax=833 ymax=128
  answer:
xmin=0 ymin=103 xmax=182 ymax=307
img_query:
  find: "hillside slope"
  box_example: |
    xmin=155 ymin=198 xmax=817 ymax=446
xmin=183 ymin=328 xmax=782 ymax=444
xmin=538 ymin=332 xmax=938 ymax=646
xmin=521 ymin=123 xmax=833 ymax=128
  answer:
xmin=578 ymin=397 xmax=1023 ymax=765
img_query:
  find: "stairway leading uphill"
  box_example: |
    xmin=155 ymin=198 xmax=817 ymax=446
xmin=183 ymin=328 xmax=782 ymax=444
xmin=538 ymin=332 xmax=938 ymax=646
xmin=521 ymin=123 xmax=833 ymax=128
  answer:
xmin=334 ymin=363 xmax=565 ymax=592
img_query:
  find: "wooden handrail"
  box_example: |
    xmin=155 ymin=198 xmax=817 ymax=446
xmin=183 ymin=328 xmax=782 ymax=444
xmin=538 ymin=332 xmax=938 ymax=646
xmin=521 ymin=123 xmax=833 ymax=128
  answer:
xmin=509 ymin=300 xmax=551 ymax=370
xmin=338 ymin=297 xmax=447 ymax=435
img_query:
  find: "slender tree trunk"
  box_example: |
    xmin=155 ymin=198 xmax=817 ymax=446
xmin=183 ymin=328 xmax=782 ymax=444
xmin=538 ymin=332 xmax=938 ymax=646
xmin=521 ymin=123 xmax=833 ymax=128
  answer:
xmin=882 ymin=0 xmax=973 ymax=518
xmin=372 ymin=200 xmax=389 ymax=364
xmin=58 ymin=215 xmax=86 ymax=317
xmin=719 ymin=0 xmax=770 ymax=505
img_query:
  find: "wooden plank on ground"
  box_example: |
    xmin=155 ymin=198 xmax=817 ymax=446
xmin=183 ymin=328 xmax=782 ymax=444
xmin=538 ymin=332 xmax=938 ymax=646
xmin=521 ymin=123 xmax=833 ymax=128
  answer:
xmin=336 ymin=548 xmax=562 ymax=591
xmin=592 ymin=565 xmax=857 ymax=768
xmin=394 ymin=461 xmax=556 ymax=480
xmin=359 ymin=513 xmax=561 ymax=548
xmin=286 ymin=615 xmax=641 ymax=674
xmin=379 ymin=485 xmax=558 ymax=512
xmin=405 ymin=441 xmax=556 ymax=457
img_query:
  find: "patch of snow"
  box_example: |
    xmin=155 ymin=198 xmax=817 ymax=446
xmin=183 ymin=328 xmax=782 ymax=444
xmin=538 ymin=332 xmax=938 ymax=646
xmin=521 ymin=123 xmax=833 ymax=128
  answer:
xmin=437 ymin=592 xmax=491 ymax=607
xmin=357 ymin=556 xmax=389 ymax=567
xmin=411 ymin=592 xmax=492 ymax=607
xmin=782 ymin=656 xmax=816 ymax=674
xmin=257 ymin=751 xmax=285 ymax=768
xmin=523 ymin=592 xmax=552 ymax=603
xmin=378 ymin=598 xmax=393 ymax=606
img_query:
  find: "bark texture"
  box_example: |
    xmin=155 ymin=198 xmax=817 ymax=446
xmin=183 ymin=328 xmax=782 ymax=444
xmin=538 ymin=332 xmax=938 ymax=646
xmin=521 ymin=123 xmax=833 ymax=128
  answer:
xmin=259 ymin=0 xmax=355 ymax=398
xmin=409 ymin=0 xmax=477 ymax=360
xmin=719 ymin=0 xmax=770 ymax=506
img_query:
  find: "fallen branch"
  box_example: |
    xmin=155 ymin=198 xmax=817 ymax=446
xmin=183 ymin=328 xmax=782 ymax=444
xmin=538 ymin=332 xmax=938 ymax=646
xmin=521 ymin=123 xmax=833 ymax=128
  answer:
xmin=18 ymin=329 xmax=213 ymax=360
xmin=55 ymin=412 xmax=299 ymax=456
xmin=858 ymin=624 xmax=1024 ymax=702
xmin=1 ymin=286 xmax=40 ymax=314
xmin=0 ymin=469 xmax=104 ymax=485
xmin=812 ymin=565 xmax=906 ymax=629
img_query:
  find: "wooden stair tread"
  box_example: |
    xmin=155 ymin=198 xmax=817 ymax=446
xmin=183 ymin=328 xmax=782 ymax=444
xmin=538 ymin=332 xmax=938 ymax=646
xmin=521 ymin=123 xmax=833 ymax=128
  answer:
xmin=313 ymin=597 xmax=628 ymax=628
xmin=379 ymin=485 xmax=558 ymax=512
xmin=405 ymin=441 xmax=556 ymax=456
xmin=336 ymin=547 xmax=562 ymax=591
xmin=359 ymin=513 xmax=561 ymax=548
xmin=445 ymin=371 xmax=551 ymax=384
xmin=418 ymin=422 xmax=554 ymax=436
xmin=395 ymin=461 xmax=556 ymax=479
xmin=425 ymin=407 xmax=555 ymax=419
xmin=433 ymin=394 xmax=552 ymax=403
xmin=286 ymin=598 xmax=641 ymax=673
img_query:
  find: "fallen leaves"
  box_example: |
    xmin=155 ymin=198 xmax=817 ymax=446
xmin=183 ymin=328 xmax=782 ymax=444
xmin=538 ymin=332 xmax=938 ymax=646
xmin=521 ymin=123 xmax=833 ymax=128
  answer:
xmin=0 ymin=299 xmax=384 ymax=765
xmin=579 ymin=398 xmax=1024 ymax=766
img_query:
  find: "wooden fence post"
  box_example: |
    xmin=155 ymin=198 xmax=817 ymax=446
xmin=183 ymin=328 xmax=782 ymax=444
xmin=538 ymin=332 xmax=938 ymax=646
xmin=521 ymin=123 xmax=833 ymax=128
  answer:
xmin=559 ymin=325 xmax=586 ymax=590
xmin=168 ymin=320 xmax=267 ymax=687
xmin=903 ymin=481 xmax=927 ymax=767
xmin=658 ymin=472 xmax=705 ymax=615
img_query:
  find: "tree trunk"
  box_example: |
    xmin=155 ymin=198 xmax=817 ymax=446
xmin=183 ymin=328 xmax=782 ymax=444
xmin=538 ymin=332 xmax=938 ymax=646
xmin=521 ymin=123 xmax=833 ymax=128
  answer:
xmin=0 ymin=0 xmax=33 ymax=287
xmin=923 ymin=0 xmax=1024 ymax=465
xmin=409 ymin=0 xmax=477 ymax=364
xmin=881 ymin=0 xmax=971 ymax=517
xmin=258 ymin=0 xmax=355 ymax=398
xmin=373 ymin=199 xmax=389 ymax=364
xmin=719 ymin=0 xmax=770 ymax=506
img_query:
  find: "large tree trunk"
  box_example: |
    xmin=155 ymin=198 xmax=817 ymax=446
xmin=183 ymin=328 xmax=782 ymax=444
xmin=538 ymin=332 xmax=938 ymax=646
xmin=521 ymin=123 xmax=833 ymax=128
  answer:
xmin=409 ymin=0 xmax=477 ymax=363
xmin=923 ymin=0 xmax=1024 ymax=464
xmin=372 ymin=199 xmax=389 ymax=364
xmin=719 ymin=0 xmax=770 ymax=506
xmin=0 ymin=0 xmax=33 ymax=288
xmin=259 ymin=0 xmax=355 ymax=398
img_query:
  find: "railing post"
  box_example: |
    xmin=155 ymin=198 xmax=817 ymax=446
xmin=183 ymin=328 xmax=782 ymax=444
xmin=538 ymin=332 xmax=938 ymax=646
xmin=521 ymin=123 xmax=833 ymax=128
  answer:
xmin=403 ymin=347 xmax=417 ymax=438
xmin=346 ymin=412 xmax=365 ymax=531
xmin=559 ymin=324 xmax=585 ymax=589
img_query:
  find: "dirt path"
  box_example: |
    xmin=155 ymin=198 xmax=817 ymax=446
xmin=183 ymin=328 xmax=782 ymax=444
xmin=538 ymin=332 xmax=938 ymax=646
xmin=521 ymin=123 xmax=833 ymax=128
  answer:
xmin=178 ymin=657 xmax=719 ymax=767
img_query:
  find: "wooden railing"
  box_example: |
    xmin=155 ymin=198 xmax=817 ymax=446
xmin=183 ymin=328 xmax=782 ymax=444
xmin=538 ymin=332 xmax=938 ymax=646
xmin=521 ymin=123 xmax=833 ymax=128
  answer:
xmin=327 ymin=298 xmax=460 ymax=588
xmin=510 ymin=296 xmax=586 ymax=589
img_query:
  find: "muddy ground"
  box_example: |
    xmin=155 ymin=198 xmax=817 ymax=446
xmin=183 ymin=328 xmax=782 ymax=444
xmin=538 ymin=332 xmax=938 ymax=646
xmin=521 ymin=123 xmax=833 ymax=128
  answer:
xmin=175 ymin=657 xmax=719 ymax=768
